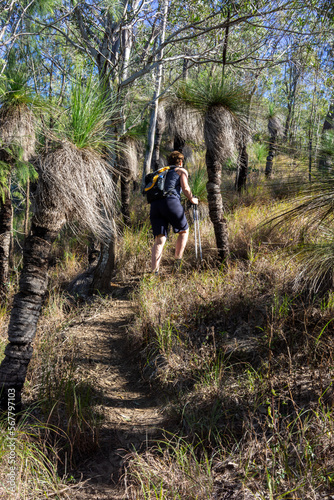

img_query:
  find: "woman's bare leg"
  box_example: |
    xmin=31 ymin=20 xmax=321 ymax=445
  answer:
xmin=151 ymin=234 xmax=167 ymax=272
xmin=175 ymin=229 xmax=189 ymax=260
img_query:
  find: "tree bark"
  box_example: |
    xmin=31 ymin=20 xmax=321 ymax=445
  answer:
xmin=141 ymin=0 xmax=169 ymax=188
xmin=265 ymin=133 xmax=277 ymax=177
xmin=0 ymin=213 xmax=65 ymax=410
xmin=152 ymin=110 xmax=165 ymax=170
xmin=0 ymin=185 xmax=12 ymax=302
xmin=90 ymin=236 xmax=117 ymax=293
xmin=221 ymin=8 xmax=230 ymax=80
xmin=235 ymin=144 xmax=248 ymax=192
xmin=24 ymin=177 xmax=30 ymax=238
xmin=322 ymin=95 xmax=334 ymax=133
xmin=121 ymin=176 xmax=131 ymax=226
xmin=205 ymin=149 xmax=229 ymax=261
xmin=284 ymin=103 xmax=293 ymax=142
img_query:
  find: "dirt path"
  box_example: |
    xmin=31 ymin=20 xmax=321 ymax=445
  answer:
xmin=68 ymin=289 xmax=167 ymax=499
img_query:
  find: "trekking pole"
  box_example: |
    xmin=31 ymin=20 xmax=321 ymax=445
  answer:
xmin=193 ymin=204 xmax=198 ymax=259
xmin=195 ymin=204 xmax=202 ymax=261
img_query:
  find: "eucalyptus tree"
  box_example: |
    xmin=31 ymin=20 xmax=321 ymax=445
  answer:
xmin=0 ymin=62 xmax=37 ymax=301
xmin=0 ymin=76 xmax=118 ymax=409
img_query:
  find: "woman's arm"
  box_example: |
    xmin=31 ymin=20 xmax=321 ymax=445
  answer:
xmin=176 ymin=168 xmax=198 ymax=204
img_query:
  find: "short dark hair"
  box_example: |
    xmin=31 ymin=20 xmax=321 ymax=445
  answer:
xmin=168 ymin=151 xmax=184 ymax=165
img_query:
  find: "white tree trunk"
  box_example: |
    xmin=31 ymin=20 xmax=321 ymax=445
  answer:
xmin=141 ymin=0 xmax=169 ymax=188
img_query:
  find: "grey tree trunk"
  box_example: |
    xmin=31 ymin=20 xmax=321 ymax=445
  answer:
xmin=152 ymin=111 xmax=165 ymax=170
xmin=0 ymin=211 xmax=65 ymax=410
xmin=141 ymin=0 xmax=169 ymax=188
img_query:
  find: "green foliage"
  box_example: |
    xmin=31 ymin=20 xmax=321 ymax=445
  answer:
xmin=0 ymin=59 xmax=34 ymax=108
xmin=126 ymin=119 xmax=149 ymax=140
xmin=0 ymin=160 xmax=38 ymax=202
xmin=188 ymin=164 xmax=207 ymax=201
xmin=63 ymin=75 xmax=118 ymax=153
xmin=18 ymin=0 xmax=62 ymax=15
xmin=176 ymin=77 xmax=250 ymax=117
xmin=248 ymin=142 xmax=268 ymax=169
xmin=267 ymin=102 xmax=278 ymax=119
xmin=15 ymin=160 xmax=38 ymax=186
xmin=0 ymin=161 xmax=11 ymax=200
xmin=320 ymin=130 xmax=334 ymax=158
xmin=0 ymin=413 xmax=67 ymax=497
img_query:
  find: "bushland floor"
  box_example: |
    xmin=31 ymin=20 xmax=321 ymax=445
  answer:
xmin=66 ymin=284 xmax=167 ymax=499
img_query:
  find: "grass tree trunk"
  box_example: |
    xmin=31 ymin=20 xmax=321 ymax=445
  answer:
xmin=121 ymin=176 xmax=131 ymax=226
xmin=0 ymin=209 xmax=65 ymax=410
xmin=0 ymin=186 xmax=12 ymax=301
xmin=24 ymin=177 xmax=30 ymax=238
xmin=205 ymin=149 xmax=229 ymax=261
xmin=118 ymin=136 xmax=138 ymax=227
xmin=265 ymin=133 xmax=277 ymax=177
xmin=90 ymin=237 xmax=116 ymax=292
xmin=235 ymin=144 xmax=248 ymax=192
xmin=204 ymin=106 xmax=233 ymax=262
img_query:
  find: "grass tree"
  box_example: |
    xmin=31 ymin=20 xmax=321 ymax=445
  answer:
xmin=118 ymin=135 xmax=139 ymax=225
xmin=164 ymin=99 xmax=204 ymax=156
xmin=235 ymin=131 xmax=250 ymax=192
xmin=265 ymin=103 xmax=283 ymax=177
xmin=0 ymin=65 xmax=36 ymax=301
xmin=269 ymin=175 xmax=334 ymax=291
xmin=318 ymin=130 xmax=334 ymax=171
xmin=150 ymin=99 xmax=204 ymax=169
xmin=0 ymin=76 xmax=118 ymax=410
xmin=176 ymin=78 xmax=249 ymax=261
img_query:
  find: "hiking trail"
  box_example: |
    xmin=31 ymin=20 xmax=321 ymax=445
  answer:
xmin=67 ymin=285 xmax=167 ymax=499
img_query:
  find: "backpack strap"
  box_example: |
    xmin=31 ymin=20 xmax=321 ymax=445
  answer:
xmin=144 ymin=166 xmax=171 ymax=193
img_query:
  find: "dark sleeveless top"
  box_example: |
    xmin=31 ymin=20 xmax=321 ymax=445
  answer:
xmin=164 ymin=168 xmax=181 ymax=199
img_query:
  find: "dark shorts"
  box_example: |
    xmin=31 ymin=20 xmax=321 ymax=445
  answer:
xmin=150 ymin=196 xmax=189 ymax=237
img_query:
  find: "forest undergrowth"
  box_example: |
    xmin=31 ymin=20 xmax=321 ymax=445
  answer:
xmin=0 ymin=157 xmax=334 ymax=499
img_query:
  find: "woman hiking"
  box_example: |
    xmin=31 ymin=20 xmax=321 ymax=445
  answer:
xmin=150 ymin=151 xmax=198 ymax=274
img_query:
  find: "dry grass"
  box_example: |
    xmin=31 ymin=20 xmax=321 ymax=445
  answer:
xmin=37 ymin=141 xmax=118 ymax=241
xmin=0 ymin=251 xmax=104 ymax=498
xmin=118 ymin=135 xmax=139 ymax=180
xmin=0 ymin=104 xmax=36 ymax=161
xmin=2 ymin=150 xmax=333 ymax=499
xmin=124 ymin=166 xmax=334 ymax=499
xmin=0 ymin=414 xmax=74 ymax=500
xmin=127 ymin=248 xmax=334 ymax=497
xmin=163 ymin=100 xmax=205 ymax=146
xmin=125 ymin=436 xmax=215 ymax=500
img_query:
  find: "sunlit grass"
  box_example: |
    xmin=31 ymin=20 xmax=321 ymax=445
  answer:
xmin=0 ymin=412 xmax=71 ymax=499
